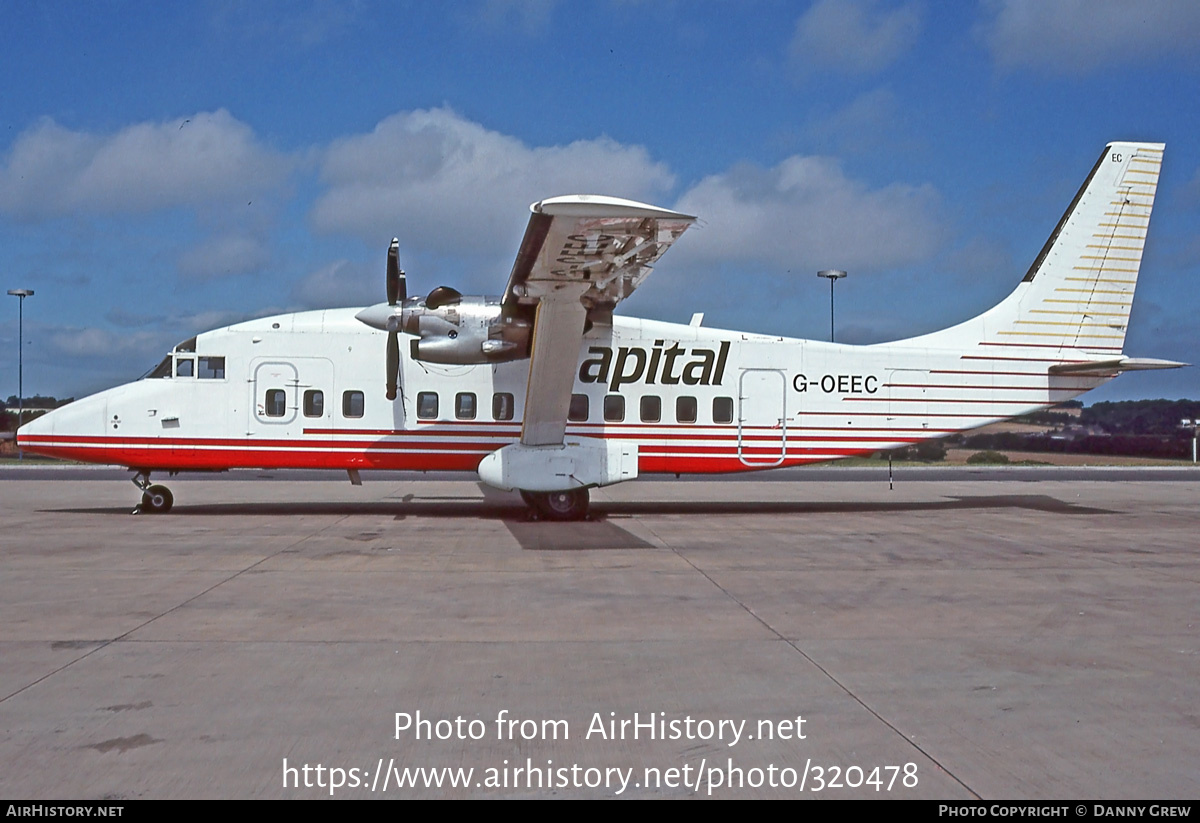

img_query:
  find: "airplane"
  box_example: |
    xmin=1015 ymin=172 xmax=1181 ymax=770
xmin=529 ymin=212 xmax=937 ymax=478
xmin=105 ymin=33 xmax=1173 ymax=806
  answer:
xmin=16 ymin=141 xmax=1185 ymax=520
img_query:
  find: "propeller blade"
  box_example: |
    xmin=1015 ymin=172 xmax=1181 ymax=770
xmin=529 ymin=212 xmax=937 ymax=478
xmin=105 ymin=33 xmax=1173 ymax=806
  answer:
xmin=386 ymin=330 xmax=400 ymax=401
xmin=425 ymin=285 xmax=462 ymax=310
xmin=386 ymin=238 xmax=406 ymax=305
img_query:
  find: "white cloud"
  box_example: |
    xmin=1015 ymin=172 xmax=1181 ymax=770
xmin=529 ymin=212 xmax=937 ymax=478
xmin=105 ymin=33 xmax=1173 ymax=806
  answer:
xmin=1183 ymin=164 xmax=1200 ymax=206
xmin=940 ymin=235 xmax=1016 ymax=283
xmin=104 ymin=308 xmax=158 ymax=329
xmin=310 ymin=107 xmax=676 ymax=254
xmin=45 ymin=326 xmax=169 ymax=360
xmin=980 ymin=0 xmax=1200 ymax=73
xmin=208 ymin=0 xmax=363 ymax=47
xmin=177 ymin=233 xmax=272 ymax=280
xmin=472 ymin=0 xmax=557 ymax=35
xmin=790 ymin=0 xmax=922 ymax=75
xmin=672 ymin=154 xmax=943 ymax=274
xmin=0 ymin=110 xmax=291 ymax=220
xmin=292 ymin=259 xmax=379 ymax=309
xmin=807 ymin=87 xmax=902 ymax=152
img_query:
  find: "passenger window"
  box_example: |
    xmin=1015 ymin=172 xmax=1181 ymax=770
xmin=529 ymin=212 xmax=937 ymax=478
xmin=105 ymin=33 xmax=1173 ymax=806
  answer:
xmin=568 ymin=394 xmax=589 ymax=422
xmin=603 ymin=395 xmax=625 ymax=422
xmin=713 ymin=396 xmax=734 ymax=424
xmin=304 ymin=390 xmax=324 ymax=417
xmin=677 ymin=396 xmax=697 ymax=424
xmin=640 ymin=395 xmax=661 ymax=423
xmin=493 ymin=392 xmax=515 ymax=421
xmin=198 ymin=357 xmax=225 ymax=379
xmin=417 ymin=391 xmax=439 ymax=420
xmin=456 ymin=392 xmax=477 ymax=420
xmin=342 ymin=390 xmax=364 ymax=418
xmin=175 ymin=357 xmax=195 ymax=378
xmin=265 ymin=389 xmax=286 ymax=417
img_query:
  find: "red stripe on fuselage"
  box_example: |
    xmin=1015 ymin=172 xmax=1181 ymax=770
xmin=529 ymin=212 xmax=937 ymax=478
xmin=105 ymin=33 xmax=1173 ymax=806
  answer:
xmin=19 ymin=431 xmax=904 ymax=473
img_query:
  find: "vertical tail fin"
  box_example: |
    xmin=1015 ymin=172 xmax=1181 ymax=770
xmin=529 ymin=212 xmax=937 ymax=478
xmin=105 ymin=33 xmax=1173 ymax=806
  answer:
xmin=1014 ymin=141 xmax=1161 ymax=353
xmin=914 ymin=142 xmax=1163 ymax=357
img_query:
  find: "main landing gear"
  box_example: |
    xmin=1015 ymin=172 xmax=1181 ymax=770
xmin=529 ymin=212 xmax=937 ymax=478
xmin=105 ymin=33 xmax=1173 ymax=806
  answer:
xmin=520 ymin=488 xmax=590 ymax=521
xmin=131 ymin=471 xmax=173 ymax=515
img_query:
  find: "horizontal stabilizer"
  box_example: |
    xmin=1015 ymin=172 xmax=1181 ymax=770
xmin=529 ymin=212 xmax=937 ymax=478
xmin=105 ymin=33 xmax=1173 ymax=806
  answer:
xmin=1049 ymin=357 xmax=1187 ymax=375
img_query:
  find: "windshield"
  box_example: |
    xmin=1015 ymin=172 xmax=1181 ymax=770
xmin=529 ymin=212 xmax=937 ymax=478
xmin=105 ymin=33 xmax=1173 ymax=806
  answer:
xmin=146 ymin=355 xmax=172 ymax=379
xmin=142 ymin=334 xmax=201 ymax=380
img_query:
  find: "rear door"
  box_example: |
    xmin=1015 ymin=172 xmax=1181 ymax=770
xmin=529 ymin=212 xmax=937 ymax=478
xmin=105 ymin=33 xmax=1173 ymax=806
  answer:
xmin=737 ymin=368 xmax=787 ymax=466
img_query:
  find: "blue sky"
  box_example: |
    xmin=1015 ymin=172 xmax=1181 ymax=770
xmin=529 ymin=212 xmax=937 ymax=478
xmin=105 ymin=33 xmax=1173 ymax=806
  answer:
xmin=2 ymin=0 xmax=1199 ymax=401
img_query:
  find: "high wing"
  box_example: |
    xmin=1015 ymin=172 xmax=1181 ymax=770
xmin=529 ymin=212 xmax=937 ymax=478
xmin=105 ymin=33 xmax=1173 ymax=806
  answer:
xmin=502 ymin=195 xmax=696 ymax=446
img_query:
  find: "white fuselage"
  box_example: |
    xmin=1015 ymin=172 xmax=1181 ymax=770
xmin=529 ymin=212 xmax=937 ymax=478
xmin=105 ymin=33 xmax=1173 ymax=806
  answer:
xmin=18 ymin=307 xmax=1107 ymax=474
xmin=16 ymin=141 xmax=1168 ymax=506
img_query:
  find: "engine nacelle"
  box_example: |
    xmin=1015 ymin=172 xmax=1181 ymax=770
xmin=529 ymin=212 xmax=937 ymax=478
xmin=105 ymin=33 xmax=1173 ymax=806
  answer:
xmin=400 ymin=296 xmax=531 ymax=365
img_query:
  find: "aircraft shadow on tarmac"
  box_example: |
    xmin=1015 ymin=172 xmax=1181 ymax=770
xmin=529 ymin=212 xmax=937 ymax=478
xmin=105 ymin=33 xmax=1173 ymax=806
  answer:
xmin=45 ymin=495 xmax=1115 ymax=552
xmin=49 ymin=494 xmax=1114 ymax=519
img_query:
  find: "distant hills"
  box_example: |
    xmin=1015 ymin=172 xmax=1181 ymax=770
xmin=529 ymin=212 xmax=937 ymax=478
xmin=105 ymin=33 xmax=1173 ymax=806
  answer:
xmin=954 ymin=399 xmax=1200 ymax=461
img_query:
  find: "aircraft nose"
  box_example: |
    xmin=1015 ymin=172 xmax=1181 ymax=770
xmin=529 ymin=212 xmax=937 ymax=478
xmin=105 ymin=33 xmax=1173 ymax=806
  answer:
xmin=15 ymin=398 xmax=68 ymax=454
xmin=355 ymin=303 xmax=400 ymax=331
xmin=17 ymin=397 xmax=96 ymax=443
xmin=15 ymin=407 xmax=52 ymax=443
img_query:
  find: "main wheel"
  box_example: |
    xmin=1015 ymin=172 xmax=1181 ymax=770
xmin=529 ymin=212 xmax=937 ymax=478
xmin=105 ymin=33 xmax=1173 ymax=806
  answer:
xmin=140 ymin=484 xmax=174 ymax=514
xmin=524 ymin=488 xmax=589 ymax=521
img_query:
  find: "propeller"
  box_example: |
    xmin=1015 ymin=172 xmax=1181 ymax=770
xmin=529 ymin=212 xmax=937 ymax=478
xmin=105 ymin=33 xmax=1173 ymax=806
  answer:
xmin=360 ymin=238 xmax=469 ymax=399
xmin=386 ymin=237 xmax=406 ymax=305
xmin=385 ymin=238 xmax=404 ymax=401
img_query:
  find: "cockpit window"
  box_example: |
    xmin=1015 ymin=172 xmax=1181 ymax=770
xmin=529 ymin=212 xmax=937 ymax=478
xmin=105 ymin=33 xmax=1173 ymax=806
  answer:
xmin=198 ymin=357 xmax=225 ymax=379
xmin=174 ymin=337 xmax=197 ymax=352
xmin=148 ymin=355 xmax=172 ymax=379
xmin=175 ymin=357 xmax=195 ymax=378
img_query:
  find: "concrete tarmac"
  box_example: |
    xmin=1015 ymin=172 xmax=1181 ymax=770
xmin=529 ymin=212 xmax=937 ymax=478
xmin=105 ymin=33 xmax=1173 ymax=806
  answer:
xmin=1 ymin=470 xmax=1197 ymax=798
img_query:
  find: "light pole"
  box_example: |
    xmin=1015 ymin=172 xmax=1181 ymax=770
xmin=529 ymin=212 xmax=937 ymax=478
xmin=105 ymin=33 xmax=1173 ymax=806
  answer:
xmin=1182 ymin=419 xmax=1198 ymax=464
xmin=816 ymin=270 xmax=846 ymax=342
xmin=7 ymin=289 xmax=33 ymax=459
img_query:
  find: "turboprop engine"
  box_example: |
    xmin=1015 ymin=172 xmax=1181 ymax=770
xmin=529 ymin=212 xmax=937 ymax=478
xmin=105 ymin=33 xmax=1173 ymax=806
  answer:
xmin=354 ymin=239 xmax=532 ymax=399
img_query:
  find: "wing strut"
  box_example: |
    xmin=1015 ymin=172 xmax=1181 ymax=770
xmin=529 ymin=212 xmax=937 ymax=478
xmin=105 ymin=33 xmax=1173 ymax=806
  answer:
xmin=520 ymin=281 xmax=590 ymax=446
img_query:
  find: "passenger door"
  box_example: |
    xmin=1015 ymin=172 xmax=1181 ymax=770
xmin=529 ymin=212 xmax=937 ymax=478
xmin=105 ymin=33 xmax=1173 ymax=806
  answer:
xmin=248 ymin=358 xmax=335 ymax=444
xmin=737 ymin=368 xmax=787 ymax=466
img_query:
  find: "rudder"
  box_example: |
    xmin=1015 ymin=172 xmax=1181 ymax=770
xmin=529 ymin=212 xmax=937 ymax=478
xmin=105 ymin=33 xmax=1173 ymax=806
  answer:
xmin=1011 ymin=141 xmax=1162 ymax=354
xmin=911 ymin=142 xmax=1163 ymax=357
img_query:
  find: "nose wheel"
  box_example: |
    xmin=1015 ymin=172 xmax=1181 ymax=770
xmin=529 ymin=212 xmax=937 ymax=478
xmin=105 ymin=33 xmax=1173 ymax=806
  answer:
xmin=519 ymin=488 xmax=590 ymax=521
xmin=140 ymin=485 xmax=174 ymax=514
xmin=131 ymin=472 xmax=174 ymax=514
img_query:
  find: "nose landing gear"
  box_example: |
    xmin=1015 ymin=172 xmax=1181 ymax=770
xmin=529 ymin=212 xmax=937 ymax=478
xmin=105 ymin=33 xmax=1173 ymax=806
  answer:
xmin=131 ymin=471 xmax=174 ymax=514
